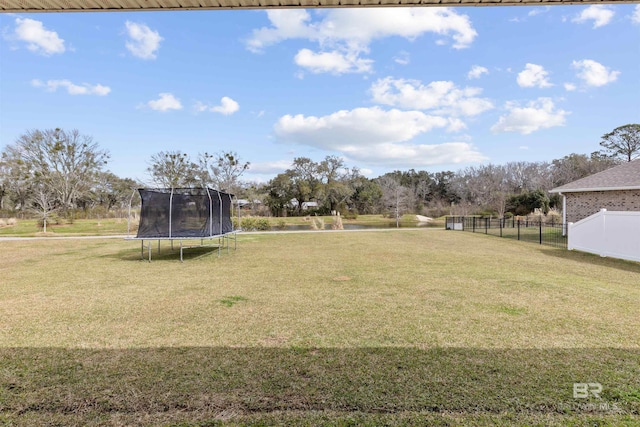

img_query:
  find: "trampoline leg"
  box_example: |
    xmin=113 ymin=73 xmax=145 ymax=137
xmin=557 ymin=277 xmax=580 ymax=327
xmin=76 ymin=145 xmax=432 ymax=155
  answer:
xmin=180 ymin=241 xmax=183 ymax=262
xmin=148 ymin=241 xmax=152 ymax=262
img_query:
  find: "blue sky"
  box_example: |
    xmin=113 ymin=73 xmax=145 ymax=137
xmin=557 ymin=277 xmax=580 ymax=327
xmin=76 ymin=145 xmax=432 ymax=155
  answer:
xmin=1 ymin=5 xmax=639 ymax=184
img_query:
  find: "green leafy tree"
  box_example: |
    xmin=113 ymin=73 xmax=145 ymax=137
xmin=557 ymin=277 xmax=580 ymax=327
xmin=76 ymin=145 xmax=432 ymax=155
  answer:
xmin=599 ymin=124 xmax=640 ymax=162
xmin=265 ymin=173 xmax=295 ymax=216
xmin=351 ymin=177 xmax=383 ymax=214
xmin=93 ymin=172 xmax=140 ymax=212
xmin=507 ymin=189 xmax=550 ymax=216
xmin=287 ymin=157 xmax=321 ymax=214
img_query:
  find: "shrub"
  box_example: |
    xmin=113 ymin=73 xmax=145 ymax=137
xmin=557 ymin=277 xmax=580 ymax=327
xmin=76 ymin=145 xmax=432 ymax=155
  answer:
xmin=342 ymin=210 xmax=358 ymax=220
xmin=546 ymin=208 xmax=562 ymax=224
xmin=0 ymin=219 xmax=6 ymax=227
xmin=255 ymin=218 xmax=270 ymax=231
xmin=310 ymin=216 xmax=324 ymax=230
xmin=240 ymin=217 xmax=257 ymax=231
xmin=37 ymin=213 xmax=62 ymax=229
xmin=238 ymin=217 xmax=271 ymax=231
xmin=276 ymin=219 xmax=287 ymax=230
xmin=332 ymin=215 xmax=344 ymax=230
xmin=7 ymin=218 xmax=17 ymax=226
xmin=127 ymin=216 xmax=140 ymax=232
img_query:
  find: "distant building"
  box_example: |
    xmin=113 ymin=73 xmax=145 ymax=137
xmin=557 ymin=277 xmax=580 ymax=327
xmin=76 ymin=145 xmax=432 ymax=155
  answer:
xmin=237 ymin=199 xmax=262 ymax=210
xmin=289 ymin=200 xmax=319 ymax=211
xmin=550 ymin=159 xmax=640 ymax=224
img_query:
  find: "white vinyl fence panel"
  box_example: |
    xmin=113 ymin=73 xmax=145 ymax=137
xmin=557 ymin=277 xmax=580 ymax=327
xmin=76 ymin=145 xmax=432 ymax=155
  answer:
xmin=568 ymin=209 xmax=640 ymax=263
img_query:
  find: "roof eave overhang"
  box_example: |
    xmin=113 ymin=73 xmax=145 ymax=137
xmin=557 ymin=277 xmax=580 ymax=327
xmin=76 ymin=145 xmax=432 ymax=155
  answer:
xmin=2 ymin=0 xmax=638 ymax=13
xmin=549 ymin=185 xmax=640 ymax=194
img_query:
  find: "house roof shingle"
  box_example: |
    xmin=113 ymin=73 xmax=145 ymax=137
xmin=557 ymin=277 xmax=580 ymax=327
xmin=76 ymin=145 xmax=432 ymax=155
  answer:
xmin=550 ymin=159 xmax=640 ymax=193
xmin=2 ymin=0 xmax=633 ymax=13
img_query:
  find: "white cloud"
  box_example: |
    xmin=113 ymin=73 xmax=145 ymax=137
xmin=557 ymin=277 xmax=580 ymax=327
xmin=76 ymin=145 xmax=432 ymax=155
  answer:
xmin=125 ymin=21 xmax=163 ymax=60
xmin=572 ymin=59 xmax=620 ymax=87
xmin=213 ymin=97 xmax=240 ymax=115
xmin=467 ymin=65 xmax=488 ymax=79
xmin=246 ymin=8 xmax=477 ymax=74
xmin=528 ymin=6 xmax=550 ymax=17
xmin=144 ymin=93 xmax=182 ymax=111
xmin=633 ymin=5 xmax=640 ymax=24
xmin=572 ymin=5 xmax=615 ymax=28
xmin=394 ymin=51 xmax=410 ymax=66
xmin=248 ymin=160 xmax=293 ymax=174
xmin=194 ymin=97 xmax=240 ymax=115
xmin=294 ymin=49 xmax=373 ymax=74
xmin=273 ymin=106 xmax=485 ymax=167
xmin=491 ymin=98 xmax=568 ymax=135
xmin=370 ymin=77 xmax=493 ymax=117
xmin=248 ymin=8 xmax=477 ymax=51
xmin=517 ymin=63 xmax=552 ymax=88
xmin=31 ymin=79 xmax=110 ymax=96
xmin=360 ymin=168 xmax=374 ymax=176
xmin=12 ymin=18 xmax=65 ymax=56
xmin=564 ymin=83 xmax=577 ymax=91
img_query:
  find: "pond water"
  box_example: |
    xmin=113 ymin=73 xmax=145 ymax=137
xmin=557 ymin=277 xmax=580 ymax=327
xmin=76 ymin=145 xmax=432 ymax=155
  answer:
xmin=271 ymin=222 xmax=442 ymax=231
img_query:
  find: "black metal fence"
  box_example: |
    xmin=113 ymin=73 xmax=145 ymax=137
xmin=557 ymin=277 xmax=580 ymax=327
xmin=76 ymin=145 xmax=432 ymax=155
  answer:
xmin=445 ymin=216 xmax=567 ymax=249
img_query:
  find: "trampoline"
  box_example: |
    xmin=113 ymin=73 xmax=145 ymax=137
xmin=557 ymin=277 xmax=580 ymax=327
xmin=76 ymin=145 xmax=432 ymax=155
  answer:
xmin=127 ymin=187 xmax=239 ymax=261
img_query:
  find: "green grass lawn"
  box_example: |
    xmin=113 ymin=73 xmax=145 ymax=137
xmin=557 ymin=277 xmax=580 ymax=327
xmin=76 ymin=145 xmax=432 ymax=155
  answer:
xmin=0 ymin=217 xmax=133 ymax=237
xmin=0 ymin=214 xmax=436 ymax=237
xmin=1 ymin=230 xmax=639 ymax=425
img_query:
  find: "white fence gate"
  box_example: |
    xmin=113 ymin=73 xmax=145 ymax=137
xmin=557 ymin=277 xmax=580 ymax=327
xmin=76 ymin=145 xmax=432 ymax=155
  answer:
xmin=568 ymin=209 xmax=640 ymax=263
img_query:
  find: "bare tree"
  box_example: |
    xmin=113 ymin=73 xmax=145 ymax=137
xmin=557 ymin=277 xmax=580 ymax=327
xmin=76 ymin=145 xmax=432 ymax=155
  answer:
xmin=551 ymin=153 xmax=618 ymax=187
xmin=378 ymin=175 xmax=413 ymax=227
xmin=7 ymin=128 xmax=109 ymax=218
xmin=31 ymin=181 xmax=57 ymax=232
xmin=198 ymin=151 xmax=249 ymax=194
xmin=147 ymin=151 xmax=199 ymax=188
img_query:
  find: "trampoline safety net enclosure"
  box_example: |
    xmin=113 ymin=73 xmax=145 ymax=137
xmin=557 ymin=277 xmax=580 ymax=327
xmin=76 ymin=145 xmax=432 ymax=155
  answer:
xmin=129 ymin=188 xmax=238 ymax=261
xmin=137 ymin=188 xmax=234 ymax=238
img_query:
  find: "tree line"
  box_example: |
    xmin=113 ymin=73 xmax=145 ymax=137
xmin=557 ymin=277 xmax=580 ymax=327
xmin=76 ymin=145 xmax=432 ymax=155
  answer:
xmin=1 ymin=125 xmax=638 ymax=223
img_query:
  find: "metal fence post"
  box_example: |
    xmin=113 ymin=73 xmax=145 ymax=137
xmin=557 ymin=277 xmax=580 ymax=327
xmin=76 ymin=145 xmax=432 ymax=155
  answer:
xmin=517 ymin=220 xmax=520 ymax=240
xmin=500 ymin=217 xmax=503 ymax=237
xmin=485 ymin=217 xmax=488 ymax=234
xmin=473 ymin=217 xmax=476 ymax=233
xmin=539 ymin=220 xmax=543 ymax=245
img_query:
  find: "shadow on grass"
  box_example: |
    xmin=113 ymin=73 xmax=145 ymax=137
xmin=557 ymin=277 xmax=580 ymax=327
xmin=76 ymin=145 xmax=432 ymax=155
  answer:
xmin=106 ymin=244 xmax=227 ymax=262
xmin=1 ymin=348 xmax=638 ymax=425
xmin=537 ymin=246 xmax=640 ymax=274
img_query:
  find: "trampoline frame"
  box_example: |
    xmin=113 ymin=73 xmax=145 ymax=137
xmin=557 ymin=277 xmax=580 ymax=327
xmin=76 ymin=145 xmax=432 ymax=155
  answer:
xmin=126 ymin=187 xmax=241 ymax=262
